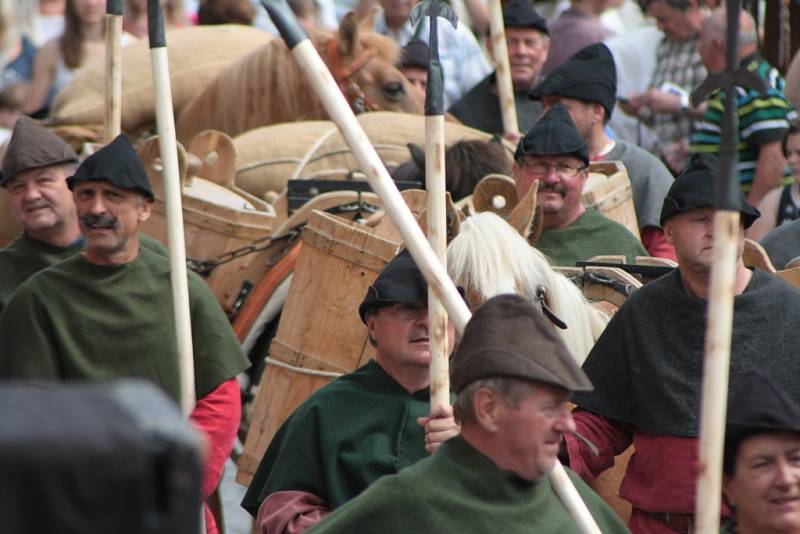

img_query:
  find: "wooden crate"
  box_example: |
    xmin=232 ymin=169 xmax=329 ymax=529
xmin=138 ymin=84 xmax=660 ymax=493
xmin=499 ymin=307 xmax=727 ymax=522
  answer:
xmin=137 ymin=136 xmax=277 ymax=314
xmin=237 ymin=210 xmax=399 ymax=485
xmin=583 ymin=161 xmax=640 ymax=239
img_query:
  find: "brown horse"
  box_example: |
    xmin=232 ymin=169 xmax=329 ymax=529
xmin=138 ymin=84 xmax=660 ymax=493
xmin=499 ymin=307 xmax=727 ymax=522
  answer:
xmin=176 ymin=13 xmax=424 ymax=144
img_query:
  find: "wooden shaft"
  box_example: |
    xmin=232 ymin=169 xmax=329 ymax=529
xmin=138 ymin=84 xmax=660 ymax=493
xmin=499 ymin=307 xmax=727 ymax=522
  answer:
xmin=290 ymin=40 xmax=471 ymax=334
xmin=487 ymin=0 xmax=518 ymax=135
xmin=425 ymin=115 xmax=450 ymax=410
xmin=104 ymin=14 xmax=123 ymax=143
xmin=289 ymin=39 xmax=600 ymax=532
xmin=550 ymin=462 xmax=603 ymax=534
xmin=695 ymin=209 xmax=740 ymax=532
xmin=150 ymin=46 xmax=196 ymax=416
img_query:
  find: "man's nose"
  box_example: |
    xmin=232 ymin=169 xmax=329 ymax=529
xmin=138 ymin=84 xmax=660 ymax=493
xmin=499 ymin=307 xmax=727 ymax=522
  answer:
xmin=774 ymin=458 xmax=800 ymax=487
xmin=23 ymin=183 xmax=42 ymax=201
xmin=554 ymin=407 xmax=577 ymax=434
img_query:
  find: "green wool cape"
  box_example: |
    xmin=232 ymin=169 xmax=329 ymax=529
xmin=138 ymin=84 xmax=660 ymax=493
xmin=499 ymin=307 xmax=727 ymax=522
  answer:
xmin=0 ymin=246 xmax=248 ymax=402
xmin=242 ymin=359 xmax=435 ymax=516
xmin=309 ymin=436 xmax=630 ymax=534
xmin=535 ymin=208 xmax=647 ymax=267
xmin=0 ymin=232 xmax=168 ymax=314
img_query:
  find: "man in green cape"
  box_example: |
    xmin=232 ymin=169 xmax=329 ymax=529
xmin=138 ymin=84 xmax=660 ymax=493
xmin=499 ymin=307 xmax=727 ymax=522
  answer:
xmin=513 ymin=104 xmax=647 ymax=267
xmin=242 ymin=249 xmax=460 ymax=533
xmin=308 ymin=294 xmax=629 ymax=533
xmin=0 ymin=117 xmax=164 ymax=313
xmin=0 ymin=135 xmax=250 ymax=533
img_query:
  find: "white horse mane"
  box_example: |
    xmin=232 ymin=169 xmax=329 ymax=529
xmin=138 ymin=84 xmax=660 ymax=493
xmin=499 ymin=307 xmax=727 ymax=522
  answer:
xmin=447 ymin=211 xmax=608 ymax=364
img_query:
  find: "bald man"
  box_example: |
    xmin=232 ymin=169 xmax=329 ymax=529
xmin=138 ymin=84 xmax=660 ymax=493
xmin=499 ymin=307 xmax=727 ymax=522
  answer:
xmin=689 ymin=7 xmax=797 ymax=207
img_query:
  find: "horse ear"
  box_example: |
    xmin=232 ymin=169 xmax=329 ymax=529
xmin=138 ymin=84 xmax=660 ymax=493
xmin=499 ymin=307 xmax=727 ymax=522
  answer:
xmin=445 ymin=191 xmax=464 ymax=243
xmin=408 ymin=142 xmax=425 ymax=170
xmin=339 ymin=11 xmax=360 ymax=56
xmin=356 ymin=5 xmax=380 ymax=31
xmin=507 ymin=179 xmax=540 ymax=242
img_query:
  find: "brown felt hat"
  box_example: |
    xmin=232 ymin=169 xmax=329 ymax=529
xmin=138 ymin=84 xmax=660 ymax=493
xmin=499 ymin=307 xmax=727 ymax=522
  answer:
xmin=0 ymin=117 xmax=78 ymax=186
xmin=451 ymin=294 xmax=593 ymax=393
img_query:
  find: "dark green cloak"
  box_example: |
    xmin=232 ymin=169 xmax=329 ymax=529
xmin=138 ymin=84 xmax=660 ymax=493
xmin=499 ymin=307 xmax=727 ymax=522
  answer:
xmin=242 ymin=360 xmax=434 ymax=515
xmin=535 ymin=208 xmax=647 ymax=267
xmin=0 ymin=246 xmax=248 ymax=402
xmin=0 ymin=232 xmax=167 ymax=314
xmin=309 ymin=436 xmax=630 ymax=533
xmin=574 ymin=269 xmax=800 ymax=436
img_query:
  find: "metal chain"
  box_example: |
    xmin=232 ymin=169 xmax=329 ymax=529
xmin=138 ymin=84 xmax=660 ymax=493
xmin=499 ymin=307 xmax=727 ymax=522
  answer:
xmin=185 ymin=199 xmax=381 ymax=276
xmin=186 ymin=228 xmax=302 ymax=277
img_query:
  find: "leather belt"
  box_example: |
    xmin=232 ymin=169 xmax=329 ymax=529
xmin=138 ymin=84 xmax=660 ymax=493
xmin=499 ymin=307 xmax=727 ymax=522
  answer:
xmin=639 ymin=509 xmax=694 ymax=533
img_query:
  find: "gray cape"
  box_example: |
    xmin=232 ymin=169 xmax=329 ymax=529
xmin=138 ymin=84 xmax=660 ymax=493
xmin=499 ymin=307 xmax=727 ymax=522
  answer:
xmin=573 ymin=269 xmax=800 ymax=436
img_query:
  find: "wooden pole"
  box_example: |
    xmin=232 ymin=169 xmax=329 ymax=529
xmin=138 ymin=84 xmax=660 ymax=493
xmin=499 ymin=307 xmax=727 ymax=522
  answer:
xmin=694 ymin=210 xmax=739 ymax=533
xmin=691 ymin=3 xmax=758 ymax=530
xmin=260 ymin=3 xmax=601 ymax=530
xmin=412 ymin=0 xmax=455 ymax=411
xmin=425 ymin=113 xmax=449 ymax=410
xmin=104 ymin=0 xmax=123 ymax=143
xmin=147 ymin=0 xmax=195 ymax=416
xmin=288 ymin=39 xmax=472 ymax=333
xmin=487 ymin=0 xmax=518 ymax=135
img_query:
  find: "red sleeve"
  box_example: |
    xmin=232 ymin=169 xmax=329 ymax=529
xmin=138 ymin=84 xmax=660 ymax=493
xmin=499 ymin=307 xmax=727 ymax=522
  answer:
xmin=565 ymin=408 xmax=633 ymax=483
xmin=189 ymin=378 xmax=241 ymax=499
xmin=256 ymin=491 xmax=330 ymax=534
xmin=640 ymin=226 xmax=677 ymax=261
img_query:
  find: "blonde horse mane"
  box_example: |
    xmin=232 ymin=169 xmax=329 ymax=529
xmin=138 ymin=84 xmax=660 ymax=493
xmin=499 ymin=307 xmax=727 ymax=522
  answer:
xmin=447 ymin=211 xmax=609 ymax=364
xmin=176 ymin=27 xmax=402 ymax=143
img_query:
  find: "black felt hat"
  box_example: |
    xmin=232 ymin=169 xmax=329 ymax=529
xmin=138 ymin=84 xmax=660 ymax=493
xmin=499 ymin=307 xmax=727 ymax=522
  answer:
xmin=659 ymin=153 xmax=760 ymax=228
xmin=529 ymin=43 xmax=617 ymax=118
xmin=451 ymin=294 xmax=593 ymax=393
xmin=514 ymin=103 xmax=589 ymax=166
xmin=358 ymin=249 xmax=427 ymax=323
xmin=724 ymin=370 xmax=800 ymax=473
xmin=400 ymin=39 xmax=429 ymax=70
xmin=0 ymin=117 xmax=78 ymax=185
xmin=503 ymin=0 xmax=548 ymax=35
xmin=67 ymin=135 xmax=154 ymax=200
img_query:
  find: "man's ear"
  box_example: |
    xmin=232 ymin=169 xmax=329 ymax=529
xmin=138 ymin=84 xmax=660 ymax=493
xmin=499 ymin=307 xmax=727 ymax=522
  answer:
xmin=473 ymin=388 xmax=502 ymax=433
xmin=138 ymin=198 xmax=153 ymax=222
xmin=663 ymin=220 xmax=675 ymax=246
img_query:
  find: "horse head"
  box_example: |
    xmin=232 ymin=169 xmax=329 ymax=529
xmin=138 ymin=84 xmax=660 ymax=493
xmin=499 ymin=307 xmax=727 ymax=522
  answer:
xmin=325 ymin=13 xmax=424 ymax=115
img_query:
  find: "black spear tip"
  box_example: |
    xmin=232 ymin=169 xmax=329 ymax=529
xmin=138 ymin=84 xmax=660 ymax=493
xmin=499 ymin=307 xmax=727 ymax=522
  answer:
xmin=409 ymin=1 xmax=458 ymax=30
xmin=106 ymin=0 xmax=123 ymax=16
xmin=147 ymin=0 xmax=166 ymax=48
xmin=424 ymin=59 xmax=444 ymax=115
xmin=260 ymin=0 xmax=308 ymax=50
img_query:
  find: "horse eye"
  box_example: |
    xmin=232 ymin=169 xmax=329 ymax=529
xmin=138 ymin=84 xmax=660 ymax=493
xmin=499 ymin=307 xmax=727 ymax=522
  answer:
xmin=383 ymin=82 xmax=405 ymax=101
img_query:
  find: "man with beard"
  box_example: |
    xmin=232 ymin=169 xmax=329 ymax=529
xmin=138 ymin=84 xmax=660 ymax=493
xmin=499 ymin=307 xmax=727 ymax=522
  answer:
xmin=563 ymin=154 xmax=800 ymax=533
xmin=512 ymin=103 xmax=647 ymax=267
xmin=242 ymin=249 xmax=460 ymax=534
xmin=0 ymin=135 xmax=250 ymax=534
xmin=448 ymin=0 xmax=549 ymax=136
xmin=0 ymin=117 xmax=164 ymax=313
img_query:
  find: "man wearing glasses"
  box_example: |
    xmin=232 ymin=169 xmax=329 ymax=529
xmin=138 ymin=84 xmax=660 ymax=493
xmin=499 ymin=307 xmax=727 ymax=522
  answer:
xmin=513 ymin=104 xmax=647 ymax=267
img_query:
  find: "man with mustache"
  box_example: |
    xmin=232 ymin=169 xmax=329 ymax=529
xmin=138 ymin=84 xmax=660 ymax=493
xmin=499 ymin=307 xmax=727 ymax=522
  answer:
xmin=306 ymin=294 xmax=628 ymax=534
xmin=0 ymin=117 xmax=164 ymax=313
xmin=512 ymin=103 xmax=647 ymax=267
xmin=562 ymin=154 xmax=800 ymax=533
xmin=0 ymin=135 xmax=250 ymax=534
xmin=448 ymin=0 xmax=549 ymax=136
xmin=242 ymin=249 xmax=460 ymax=534
xmin=530 ymin=43 xmax=677 ymax=260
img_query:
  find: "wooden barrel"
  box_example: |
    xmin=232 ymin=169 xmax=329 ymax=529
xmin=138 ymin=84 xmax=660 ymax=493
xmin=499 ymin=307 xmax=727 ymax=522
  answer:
xmin=137 ymin=136 xmax=277 ymax=314
xmin=237 ymin=210 xmax=399 ymax=485
xmin=584 ymin=161 xmax=640 ymax=239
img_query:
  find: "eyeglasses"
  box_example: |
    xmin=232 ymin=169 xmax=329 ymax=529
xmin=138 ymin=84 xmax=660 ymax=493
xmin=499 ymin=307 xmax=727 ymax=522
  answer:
xmin=518 ymin=160 xmax=587 ymax=178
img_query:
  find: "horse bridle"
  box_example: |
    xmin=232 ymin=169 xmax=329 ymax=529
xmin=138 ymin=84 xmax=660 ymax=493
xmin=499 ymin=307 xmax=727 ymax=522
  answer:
xmin=325 ymin=38 xmax=381 ymax=114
